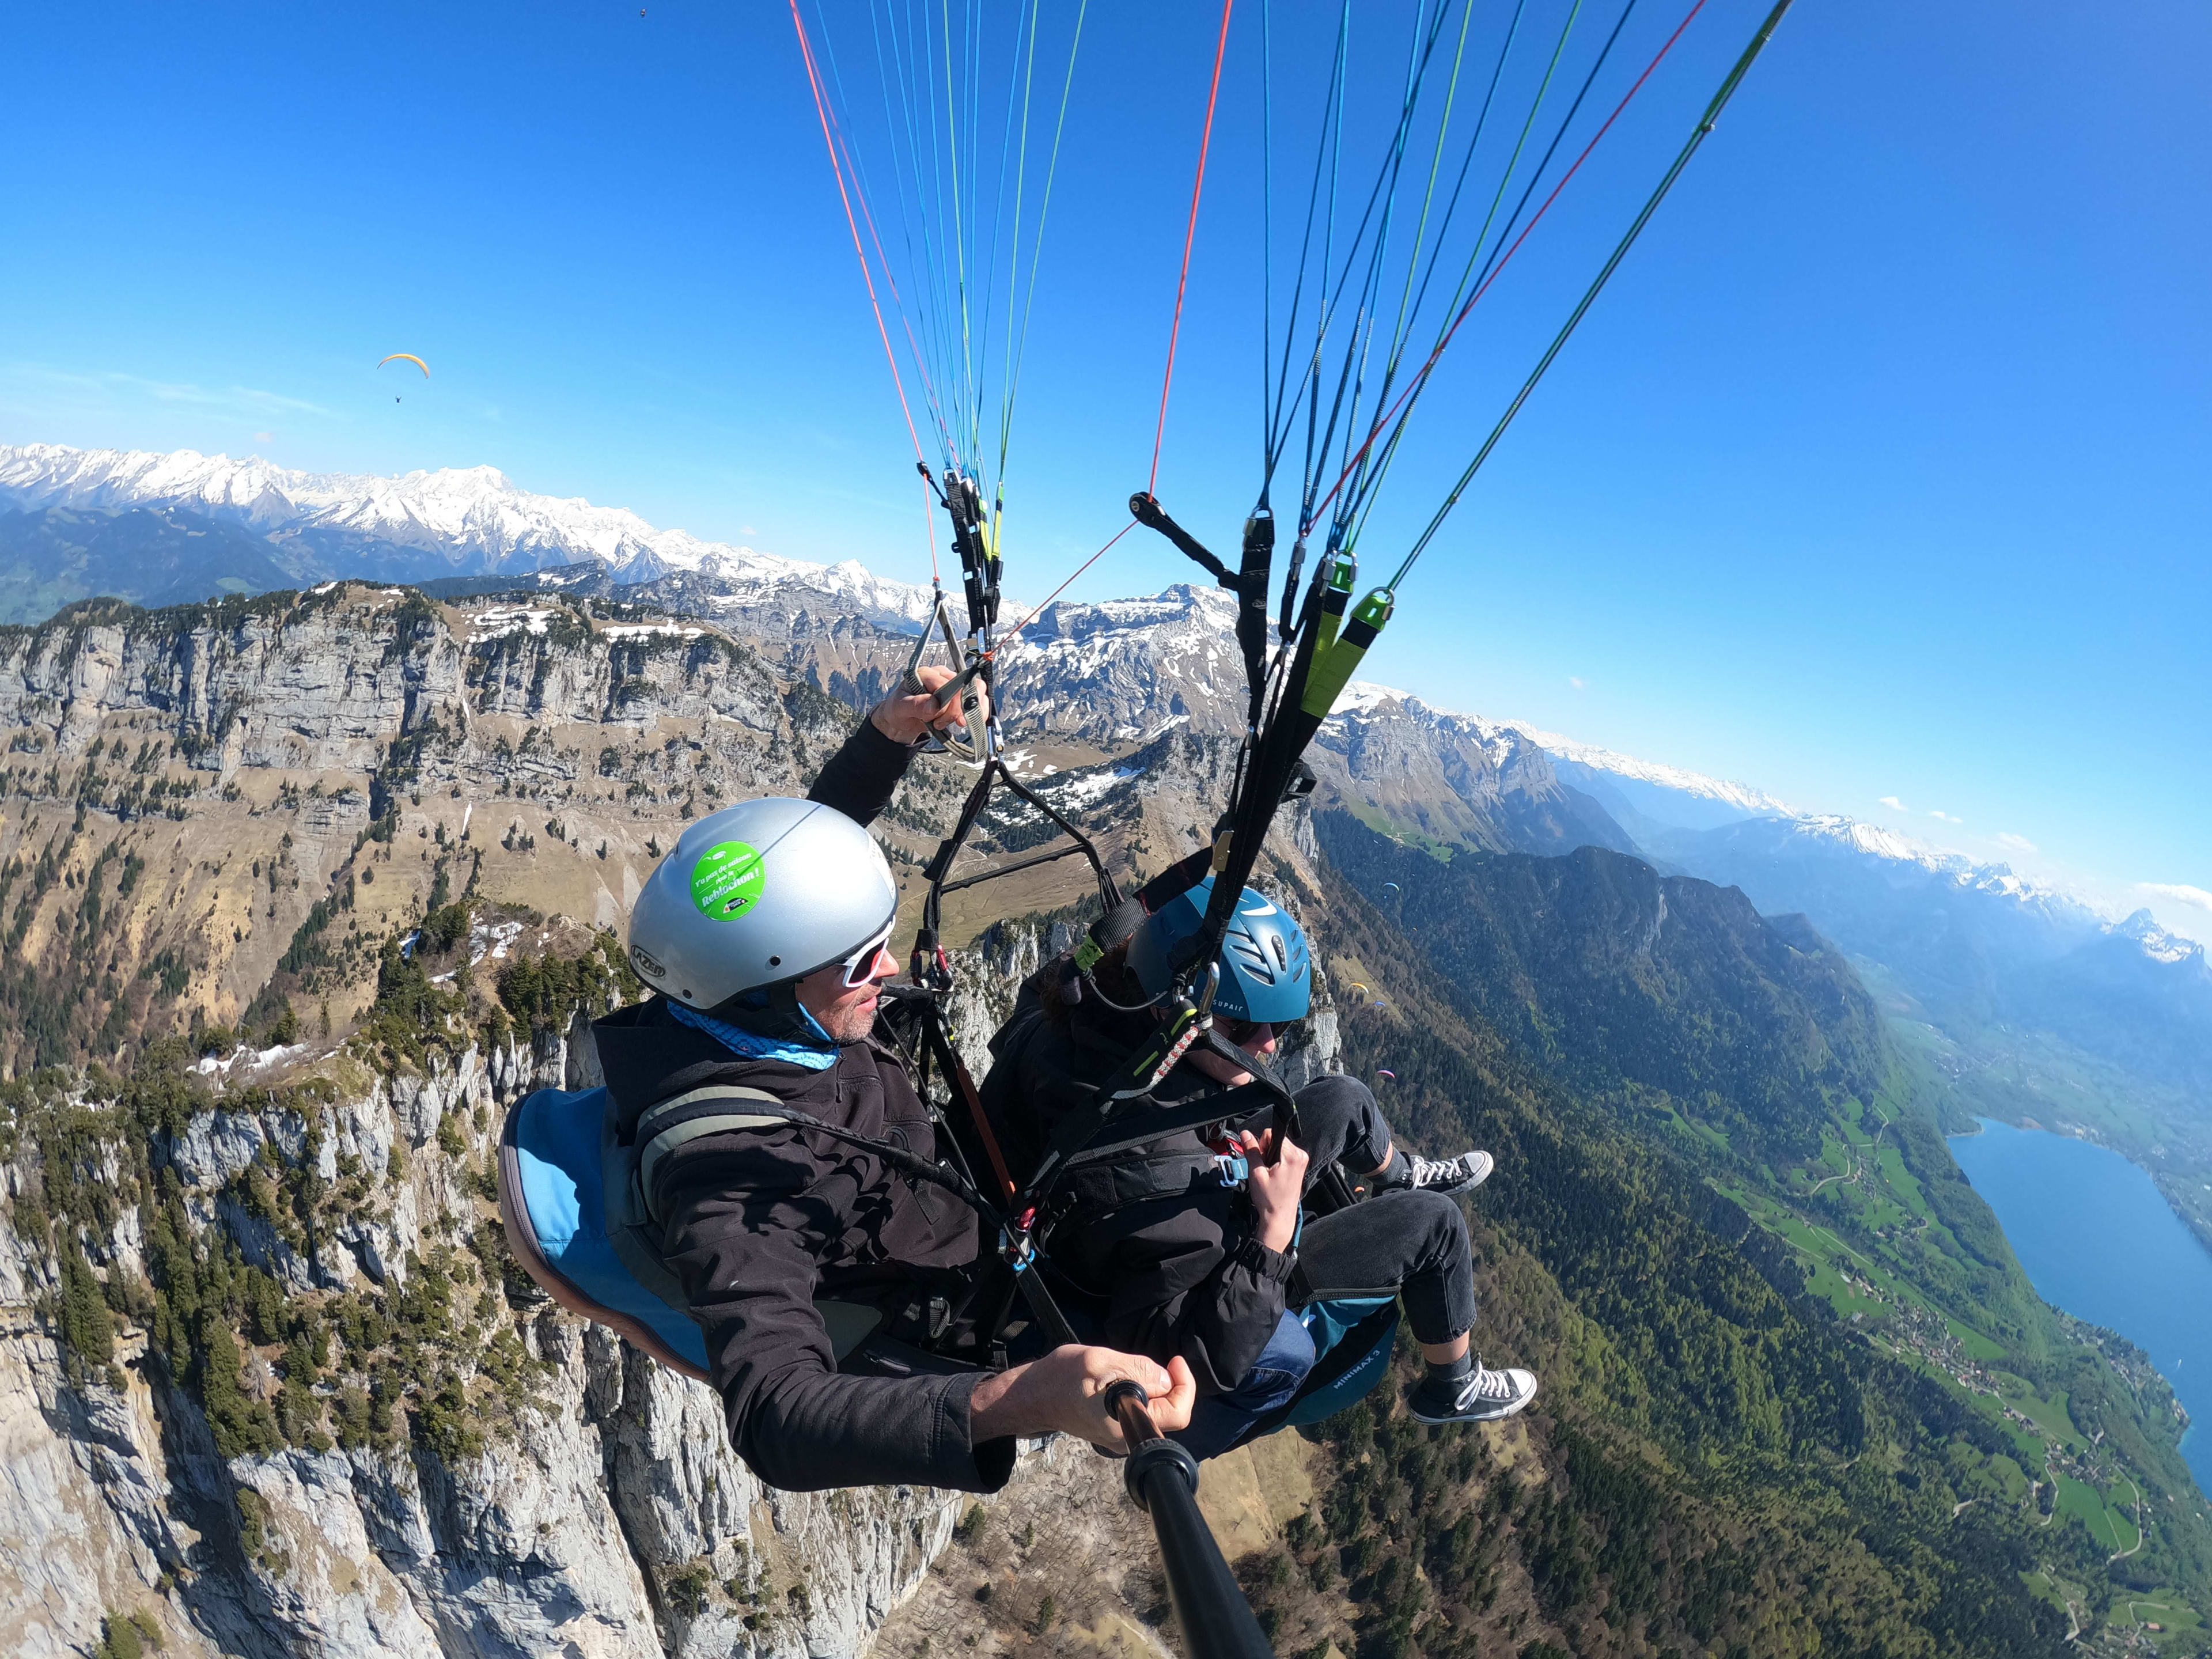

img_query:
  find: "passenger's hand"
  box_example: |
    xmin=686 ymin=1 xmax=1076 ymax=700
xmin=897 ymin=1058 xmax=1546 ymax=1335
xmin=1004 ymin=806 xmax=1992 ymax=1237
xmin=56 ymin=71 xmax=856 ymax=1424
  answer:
xmin=1242 ymin=1127 xmax=1307 ymax=1254
xmin=968 ymin=1345 xmax=1196 ymax=1453
xmin=871 ymin=664 xmax=991 ymax=745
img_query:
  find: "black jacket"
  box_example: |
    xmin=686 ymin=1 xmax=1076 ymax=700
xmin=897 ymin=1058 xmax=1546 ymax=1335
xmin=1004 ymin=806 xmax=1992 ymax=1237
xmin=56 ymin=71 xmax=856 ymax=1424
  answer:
xmin=596 ymin=719 xmax=1016 ymax=1494
xmin=981 ymin=982 xmax=1296 ymax=1397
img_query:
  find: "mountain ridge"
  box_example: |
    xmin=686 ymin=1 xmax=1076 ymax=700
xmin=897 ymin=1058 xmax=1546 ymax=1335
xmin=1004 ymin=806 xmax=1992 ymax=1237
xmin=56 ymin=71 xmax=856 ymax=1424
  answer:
xmin=0 ymin=444 xmax=940 ymax=631
xmin=6 ymin=440 xmax=2203 ymax=1240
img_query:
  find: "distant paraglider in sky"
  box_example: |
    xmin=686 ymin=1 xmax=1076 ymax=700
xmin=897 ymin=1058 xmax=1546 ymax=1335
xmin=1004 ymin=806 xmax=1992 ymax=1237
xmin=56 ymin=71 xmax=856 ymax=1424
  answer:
xmin=1376 ymin=1069 xmax=1396 ymax=1083
xmin=1383 ymin=882 xmax=1401 ymax=893
xmin=379 ymin=353 xmax=428 ymax=402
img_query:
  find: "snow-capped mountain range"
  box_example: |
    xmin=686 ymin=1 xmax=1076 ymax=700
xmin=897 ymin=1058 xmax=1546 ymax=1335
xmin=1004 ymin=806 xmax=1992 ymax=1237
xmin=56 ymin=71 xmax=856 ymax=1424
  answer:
xmin=1327 ymin=681 xmax=2207 ymax=1137
xmin=1340 ymin=679 xmax=2123 ymax=924
xmin=0 ymin=442 xmax=940 ymax=630
xmin=1 ymin=443 xmax=2195 ymax=985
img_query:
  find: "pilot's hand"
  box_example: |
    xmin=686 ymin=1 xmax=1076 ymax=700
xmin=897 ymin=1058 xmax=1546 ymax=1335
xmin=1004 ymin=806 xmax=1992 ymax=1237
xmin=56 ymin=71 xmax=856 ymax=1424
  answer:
xmin=871 ymin=663 xmax=993 ymax=745
xmin=1242 ymin=1127 xmax=1308 ymax=1253
xmin=968 ymin=1345 xmax=1196 ymax=1453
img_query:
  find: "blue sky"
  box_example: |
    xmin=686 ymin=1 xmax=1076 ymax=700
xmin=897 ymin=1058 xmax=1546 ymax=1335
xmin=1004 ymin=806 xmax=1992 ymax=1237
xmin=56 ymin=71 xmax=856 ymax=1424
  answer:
xmin=5 ymin=1 xmax=2207 ymax=934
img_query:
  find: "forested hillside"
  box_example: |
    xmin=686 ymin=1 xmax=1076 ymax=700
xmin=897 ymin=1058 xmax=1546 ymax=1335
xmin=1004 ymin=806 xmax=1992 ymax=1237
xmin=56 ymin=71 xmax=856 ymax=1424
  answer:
xmin=1292 ymin=809 xmax=2211 ymax=1656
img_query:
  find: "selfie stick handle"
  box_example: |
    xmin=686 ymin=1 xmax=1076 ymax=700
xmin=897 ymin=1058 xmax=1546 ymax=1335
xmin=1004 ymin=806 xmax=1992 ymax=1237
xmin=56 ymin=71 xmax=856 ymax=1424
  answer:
xmin=1103 ymin=1381 xmax=1275 ymax=1659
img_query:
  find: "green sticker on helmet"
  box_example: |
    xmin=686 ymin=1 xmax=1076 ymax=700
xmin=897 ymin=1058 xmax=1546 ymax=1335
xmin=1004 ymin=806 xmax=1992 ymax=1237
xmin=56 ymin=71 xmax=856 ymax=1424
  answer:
xmin=690 ymin=840 xmax=766 ymax=920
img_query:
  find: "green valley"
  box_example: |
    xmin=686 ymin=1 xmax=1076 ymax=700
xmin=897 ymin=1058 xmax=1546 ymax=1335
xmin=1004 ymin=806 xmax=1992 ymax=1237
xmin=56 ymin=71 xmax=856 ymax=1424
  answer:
xmin=1306 ymin=809 xmax=2212 ymax=1657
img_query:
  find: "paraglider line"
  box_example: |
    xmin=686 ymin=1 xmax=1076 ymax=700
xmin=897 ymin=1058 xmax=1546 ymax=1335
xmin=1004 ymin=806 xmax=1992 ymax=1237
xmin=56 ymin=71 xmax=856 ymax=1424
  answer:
xmin=1390 ymin=0 xmax=1791 ymax=586
xmin=1339 ymin=0 xmax=1636 ymax=551
xmin=820 ymin=39 xmax=957 ymax=456
xmin=1306 ymin=0 xmax=1707 ymax=533
xmin=1147 ymin=0 xmax=1236 ymax=496
xmin=995 ymin=518 xmax=1136 ymax=646
xmin=790 ymin=0 xmax=940 ymax=577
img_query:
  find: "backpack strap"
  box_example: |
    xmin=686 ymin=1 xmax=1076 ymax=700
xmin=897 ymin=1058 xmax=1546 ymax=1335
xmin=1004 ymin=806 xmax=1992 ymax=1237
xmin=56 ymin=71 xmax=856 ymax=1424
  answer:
xmin=630 ymin=1084 xmax=790 ymax=1219
xmin=590 ymin=1084 xmax=998 ymax=1370
xmin=601 ymin=1084 xmax=790 ymax=1320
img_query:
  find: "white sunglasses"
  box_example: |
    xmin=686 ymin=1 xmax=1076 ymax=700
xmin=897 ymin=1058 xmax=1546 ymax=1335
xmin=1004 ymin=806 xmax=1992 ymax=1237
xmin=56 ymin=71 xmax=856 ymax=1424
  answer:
xmin=835 ymin=924 xmax=899 ymax=988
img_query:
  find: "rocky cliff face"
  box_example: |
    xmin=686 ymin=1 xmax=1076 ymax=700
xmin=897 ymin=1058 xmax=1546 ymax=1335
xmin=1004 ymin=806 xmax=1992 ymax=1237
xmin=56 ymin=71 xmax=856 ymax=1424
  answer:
xmin=0 ymin=1024 xmax=983 ymax=1659
xmin=0 ymin=885 xmax=1340 ymax=1659
xmin=0 ymin=585 xmax=992 ymax=1073
xmin=0 ymin=580 xmax=1361 ymax=1658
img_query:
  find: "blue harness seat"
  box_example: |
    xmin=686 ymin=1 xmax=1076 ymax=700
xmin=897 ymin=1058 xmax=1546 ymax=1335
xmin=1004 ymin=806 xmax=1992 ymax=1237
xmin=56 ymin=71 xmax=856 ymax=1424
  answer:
xmin=497 ymin=1085 xmax=1401 ymax=1446
xmin=498 ymin=1085 xmax=714 ymax=1379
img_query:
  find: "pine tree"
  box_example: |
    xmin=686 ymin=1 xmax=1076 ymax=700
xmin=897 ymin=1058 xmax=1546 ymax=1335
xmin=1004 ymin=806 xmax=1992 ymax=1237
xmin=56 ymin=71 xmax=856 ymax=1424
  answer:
xmin=58 ymin=1233 xmax=116 ymax=1379
xmin=196 ymin=1317 xmax=273 ymax=1458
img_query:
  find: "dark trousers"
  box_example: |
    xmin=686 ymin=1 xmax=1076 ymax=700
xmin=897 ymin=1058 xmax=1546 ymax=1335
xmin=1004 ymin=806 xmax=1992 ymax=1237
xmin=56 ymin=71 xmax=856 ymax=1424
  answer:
xmin=1287 ymin=1073 xmax=1478 ymax=1347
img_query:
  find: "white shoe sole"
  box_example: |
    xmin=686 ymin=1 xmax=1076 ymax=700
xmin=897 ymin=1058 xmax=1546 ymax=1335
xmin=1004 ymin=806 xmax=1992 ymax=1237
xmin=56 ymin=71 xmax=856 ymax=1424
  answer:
xmin=1407 ymin=1375 xmax=1538 ymax=1426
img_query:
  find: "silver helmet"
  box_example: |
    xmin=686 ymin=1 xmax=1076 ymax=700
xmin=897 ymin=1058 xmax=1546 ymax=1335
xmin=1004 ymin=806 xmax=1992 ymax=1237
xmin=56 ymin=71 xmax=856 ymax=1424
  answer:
xmin=627 ymin=797 xmax=897 ymax=1011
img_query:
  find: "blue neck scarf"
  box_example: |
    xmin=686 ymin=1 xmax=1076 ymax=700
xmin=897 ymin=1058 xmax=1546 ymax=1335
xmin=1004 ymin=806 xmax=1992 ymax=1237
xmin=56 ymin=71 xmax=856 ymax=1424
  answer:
xmin=666 ymin=998 xmax=839 ymax=1072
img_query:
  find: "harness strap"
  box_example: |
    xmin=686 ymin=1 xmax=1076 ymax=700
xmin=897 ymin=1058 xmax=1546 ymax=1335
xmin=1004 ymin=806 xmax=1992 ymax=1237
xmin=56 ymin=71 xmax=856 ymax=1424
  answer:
xmin=1018 ymin=1071 xmax=1293 ymax=1217
xmin=623 ymin=1084 xmax=994 ymax=1232
xmin=1059 ymin=1089 xmax=1279 ymax=1173
xmin=633 ymin=1084 xmax=789 ymax=1214
xmin=922 ymin=1013 xmax=1020 ymax=1204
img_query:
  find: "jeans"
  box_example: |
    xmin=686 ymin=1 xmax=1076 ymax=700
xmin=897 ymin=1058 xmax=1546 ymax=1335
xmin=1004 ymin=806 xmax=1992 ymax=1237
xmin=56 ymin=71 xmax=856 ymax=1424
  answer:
xmin=1286 ymin=1073 xmax=1479 ymax=1347
xmin=1172 ymin=1309 xmax=1317 ymax=1461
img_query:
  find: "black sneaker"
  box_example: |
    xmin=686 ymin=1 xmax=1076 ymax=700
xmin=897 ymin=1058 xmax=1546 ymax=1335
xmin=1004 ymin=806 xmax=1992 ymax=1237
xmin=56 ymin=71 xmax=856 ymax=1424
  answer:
xmin=1407 ymin=1360 xmax=1538 ymax=1425
xmin=1400 ymin=1149 xmax=1494 ymax=1197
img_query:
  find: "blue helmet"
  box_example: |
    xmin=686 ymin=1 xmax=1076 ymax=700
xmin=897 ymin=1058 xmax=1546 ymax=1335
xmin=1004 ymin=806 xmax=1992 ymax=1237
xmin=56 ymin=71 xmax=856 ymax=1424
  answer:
xmin=1127 ymin=876 xmax=1312 ymax=1025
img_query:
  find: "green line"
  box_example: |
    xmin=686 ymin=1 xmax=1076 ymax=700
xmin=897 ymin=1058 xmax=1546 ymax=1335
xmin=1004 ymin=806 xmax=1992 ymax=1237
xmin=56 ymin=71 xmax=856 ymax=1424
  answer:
xmin=1346 ymin=0 xmax=1604 ymax=552
xmin=1390 ymin=0 xmax=1797 ymax=587
xmin=994 ymin=0 xmax=1089 ymax=512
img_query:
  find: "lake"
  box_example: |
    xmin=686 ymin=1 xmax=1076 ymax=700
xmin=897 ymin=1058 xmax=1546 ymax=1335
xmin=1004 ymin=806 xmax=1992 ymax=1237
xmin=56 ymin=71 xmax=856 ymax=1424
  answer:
xmin=1950 ymin=1118 xmax=2212 ymax=1494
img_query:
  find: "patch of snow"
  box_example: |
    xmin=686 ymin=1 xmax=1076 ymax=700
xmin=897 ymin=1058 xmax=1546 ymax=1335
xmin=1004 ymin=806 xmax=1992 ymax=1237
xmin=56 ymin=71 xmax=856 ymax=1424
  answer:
xmin=1507 ymin=718 xmax=1796 ymax=816
xmin=468 ymin=917 xmax=527 ymax=967
xmin=1334 ymin=681 xmax=1415 ymax=716
xmin=1044 ymin=765 xmax=1139 ymax=809
xmin=468 ymin=604 xmax=560 ymax=641
xmin=2117 ymin=909 xmax=2207 ymax=968
xmin=599 ymin=622 xmax=704 ymax=642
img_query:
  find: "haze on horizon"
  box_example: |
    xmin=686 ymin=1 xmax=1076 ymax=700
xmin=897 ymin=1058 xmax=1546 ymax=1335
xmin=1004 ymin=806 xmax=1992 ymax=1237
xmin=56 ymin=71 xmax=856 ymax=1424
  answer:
xmin=3 ymin=1 xmax=2206 ymax=938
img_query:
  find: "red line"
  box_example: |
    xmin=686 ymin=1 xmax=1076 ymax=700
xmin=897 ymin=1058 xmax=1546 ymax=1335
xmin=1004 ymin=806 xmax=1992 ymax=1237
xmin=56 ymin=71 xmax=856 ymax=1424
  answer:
xmin=994 ymin=520 xmax=1137 ymax=647
xmin=1308 ymin=0 xmax=1709 ymax=531
xmin=1148 ymin=0 xmax=1237 ymax=495
xmin=787 ymin=1 xmax=940 ymax=579
xmin=819 ymin=69 xmax=951 ymax=451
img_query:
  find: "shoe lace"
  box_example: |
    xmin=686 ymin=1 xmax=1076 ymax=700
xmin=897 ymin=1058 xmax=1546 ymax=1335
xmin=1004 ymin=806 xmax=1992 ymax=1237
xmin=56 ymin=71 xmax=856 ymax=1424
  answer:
xmin=1410 ymin=1153 xmax=1471 ymax=1187
xmin=1461 ymin=1361 xmax=1518 ymax=1404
